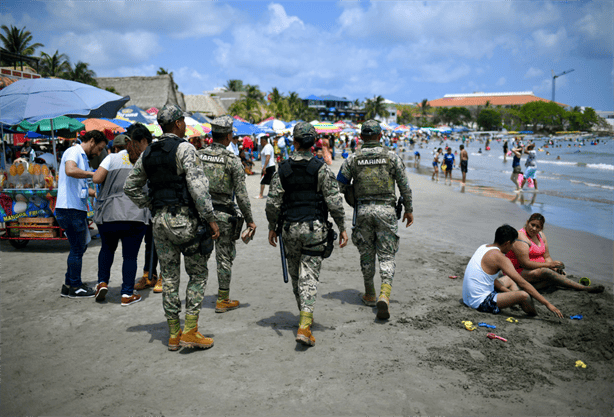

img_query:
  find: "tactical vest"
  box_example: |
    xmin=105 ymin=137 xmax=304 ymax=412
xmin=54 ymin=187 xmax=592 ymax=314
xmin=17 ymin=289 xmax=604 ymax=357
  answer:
xmin=279 ymin=158 xmax=327 ymax=223
xmin=142 ymin=135 xmax=194 ymax=214
xmin=353 ymin=146 xmax=395 ymax=200
xmin=198 ymin=145 xmax=233 ymax=197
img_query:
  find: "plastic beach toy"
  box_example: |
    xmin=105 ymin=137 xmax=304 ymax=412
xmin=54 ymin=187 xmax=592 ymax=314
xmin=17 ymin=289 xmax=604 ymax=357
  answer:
xmin=478 ymin=322 xmax=496 ymax=329
xmin=579 ymin=277 xmax=591 ymax=286
xmin=506 ymin=317 xmax=519 ymax=323
xmin=448 ymin=275 xmax=458 ymax=279
xmin=575 ymin=360 xmax=587 ymax=368
xmin=487 ymin=333 xmax=507 ymax=342
xmin=461 ymin=321 xmax=476 ymax=331
xmin=570 ymin=315 xmax=583 ymax=320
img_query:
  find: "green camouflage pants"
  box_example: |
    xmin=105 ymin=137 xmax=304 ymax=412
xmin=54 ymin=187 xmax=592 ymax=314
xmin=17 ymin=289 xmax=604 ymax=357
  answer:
xmin=213 ymin=212 xmax=237 ymax=292
xmin=153 ymin=216 xmax=210 ymax=320
xmin=282 ymin=220 xmax=327 ymax=314
xmin=351 ymin=205 xmax=399 ymax=292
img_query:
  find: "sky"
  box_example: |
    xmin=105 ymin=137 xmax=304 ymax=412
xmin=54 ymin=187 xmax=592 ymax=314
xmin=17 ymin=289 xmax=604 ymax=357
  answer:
xmin=1 ymin=0 xmax=613 ymax=110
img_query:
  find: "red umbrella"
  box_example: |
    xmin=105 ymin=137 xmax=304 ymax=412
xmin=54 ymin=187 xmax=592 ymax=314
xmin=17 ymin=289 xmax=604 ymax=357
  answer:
xmin=81 ymin=118 xmax=125 ymax=132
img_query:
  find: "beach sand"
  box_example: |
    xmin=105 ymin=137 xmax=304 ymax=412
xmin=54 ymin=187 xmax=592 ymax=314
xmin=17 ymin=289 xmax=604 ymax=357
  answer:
xmin=1 ymin=156 xmax=612 ymax=416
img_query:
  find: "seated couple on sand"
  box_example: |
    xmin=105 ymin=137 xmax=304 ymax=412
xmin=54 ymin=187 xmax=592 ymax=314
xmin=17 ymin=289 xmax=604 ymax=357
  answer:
xmin=462 ymin=220 xmax=603 ymax=318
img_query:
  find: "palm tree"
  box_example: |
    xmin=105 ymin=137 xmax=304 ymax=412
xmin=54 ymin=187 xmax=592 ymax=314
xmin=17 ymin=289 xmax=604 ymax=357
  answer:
xmin=229 ymin=97 xmax=261 ymax=124
xmin=157 ymin=67 xmax=178 ymax=90
xmin=245 ymin=84 xmax=264 ymax=103
xmin=224 ymin=79 xmax=245 ymax=92
xmin=287 ymin=92 xmax=302 ymax=119
xmin=420 ymin=99 xmax=431 ymax=125
xmin=39 ymin=50 xmax=70 ymax=77
xmin=0 ymin=25 xmax=44 ymax=56
xmin=364 ymin=95 xmax=387 ymax=120
xmin=64 ymin=61 xmax=97 ymax=86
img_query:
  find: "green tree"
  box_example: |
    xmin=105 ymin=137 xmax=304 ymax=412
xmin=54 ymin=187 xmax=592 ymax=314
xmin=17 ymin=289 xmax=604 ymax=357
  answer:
xmin=364 ymin=95 xmax=387 ymax=120
xmin=520 ymin=101 xmax=566 ymax=132
xmin=476 ymin=108 xmax=502 ymax=131
xmin=499 ymin=106 xmax=522 ymax=130
xmin=567 ymin=106 xmax=600 ymax=131
xmin=396 ymin=104 xmax=418 ymax=125
xmin=420 ymin=99 xmax=431 ymax=126
xmin=0 ymin=25 xmax=43 ymax=57
xmin=64 ymin=61 xmax=97 ymax=86
xmin=229 ymin=97 xmax=262 ymax=124
xmin=245 ymin=84 xmax=264 ymax=103
xmin=224 ymin=79 xmax=245 ymax=92
xmin=39 ymin=50 xmax=70 ymax=77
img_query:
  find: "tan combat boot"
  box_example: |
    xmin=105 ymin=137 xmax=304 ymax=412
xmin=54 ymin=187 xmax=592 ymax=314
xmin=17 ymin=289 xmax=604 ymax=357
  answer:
xmin=180 ymin=314 xmax=214 ymax=349
xmin=215 ymin=289 xmax=239 ymax=313
xmin=376 ymin=283 xmax=392 ymax=320
xmin=296 ymin=311 xmax=316 ymax=346
xmin=167 ymin=318 xmax=182 ymax=351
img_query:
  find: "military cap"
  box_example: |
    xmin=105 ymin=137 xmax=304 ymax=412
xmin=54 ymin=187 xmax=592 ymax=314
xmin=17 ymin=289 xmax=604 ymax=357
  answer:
xmin=361 ymin=119 xmax=382 ymax=135
xmin=293 ymin=122 xmax=317 ymax=140
xmin=113 ymin=134 xmax=131 ymax=147
xmin=157 ymin=104 xmax=190 ymax=126
xmin=211 ymin=115 xmax=234 ymax=134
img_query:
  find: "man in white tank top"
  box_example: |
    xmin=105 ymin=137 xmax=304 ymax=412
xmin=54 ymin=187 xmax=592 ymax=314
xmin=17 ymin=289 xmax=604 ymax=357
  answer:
xmin=462 ymin=225 xmax=563 ymax=318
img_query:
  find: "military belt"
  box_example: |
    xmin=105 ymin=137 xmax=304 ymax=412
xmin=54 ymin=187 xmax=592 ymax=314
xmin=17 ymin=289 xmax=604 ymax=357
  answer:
xmin=357 ymin=200 xmax=395 ymax=208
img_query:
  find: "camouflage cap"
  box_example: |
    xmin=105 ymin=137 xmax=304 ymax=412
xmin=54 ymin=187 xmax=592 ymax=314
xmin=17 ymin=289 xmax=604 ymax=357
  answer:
xmin=293 ymin=122 xmax=317 ymax=140
xmin=361 ymin=119 xmax=382 ymax=135
xmin=211 ymin=115 xmax=234 ymax=134
xmin=113 ymin=134 xmax=131 ymax=147
xmin=157 ymin=104 xmax=190 ymax=126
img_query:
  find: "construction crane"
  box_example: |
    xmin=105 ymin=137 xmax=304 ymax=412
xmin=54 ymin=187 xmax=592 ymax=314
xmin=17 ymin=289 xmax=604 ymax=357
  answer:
xmin=551 ymin=69 xmax=574 ymax=102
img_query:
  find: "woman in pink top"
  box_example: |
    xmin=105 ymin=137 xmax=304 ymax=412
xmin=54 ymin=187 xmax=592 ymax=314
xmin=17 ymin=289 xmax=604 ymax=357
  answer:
xmin=503 ymin=213 xmax=603 ymax=293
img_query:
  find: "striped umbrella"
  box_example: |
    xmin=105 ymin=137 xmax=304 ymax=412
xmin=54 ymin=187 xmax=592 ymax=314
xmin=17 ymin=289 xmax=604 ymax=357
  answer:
xmin=311 ymin=122 xmax=342 ymax=134
xmin=146 ymin=123 xmax=162 ymax=137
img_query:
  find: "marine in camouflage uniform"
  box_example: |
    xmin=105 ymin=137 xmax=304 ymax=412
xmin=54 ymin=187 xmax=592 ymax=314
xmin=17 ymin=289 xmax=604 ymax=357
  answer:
xmin=197 ymin=115 xmax=256 ymax=313
xmin=337 ymin=119 xmax=414 ymax=320
xmin=124 ymin=104 xmax=220 ymax=351
xmin=266 ymin=122 xmax=348 ymax=346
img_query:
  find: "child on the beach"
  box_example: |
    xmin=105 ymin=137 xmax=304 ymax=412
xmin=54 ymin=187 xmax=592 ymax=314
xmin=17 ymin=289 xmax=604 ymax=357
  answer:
xmin=432 ymin=148 xmax=442 ymax=181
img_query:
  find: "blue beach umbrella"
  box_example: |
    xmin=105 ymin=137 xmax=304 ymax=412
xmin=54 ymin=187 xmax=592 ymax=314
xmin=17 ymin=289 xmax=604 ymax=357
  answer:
xmin=116 ymin=105 xmax=152 ymax=124
xmin=0 ymin=78 xmax=129 ymax=125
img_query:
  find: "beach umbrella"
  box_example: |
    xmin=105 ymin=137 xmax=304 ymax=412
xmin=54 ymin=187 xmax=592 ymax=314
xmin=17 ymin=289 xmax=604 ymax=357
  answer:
xmin=146 ymin=107 xmax=159 ymax=115
xmin=110 ymin=118 xmax=133 ymax=128
xmin=234 ymin=120 xmax=265 ymax=136
xmin=259 ymin=119 xmax=287 ymax=133
xmin=16 ymin=116 xmax=85 ymax=133
xmin=80 ymin=118 xmax=125 ymax=133
xmin=192 ymin=113 xmax=213 ymax=123
xmin=311 ymin=122 xmax=342 ymax=134
xmin=146 ymin=124 xmax=162 ymax=137
xmin=117 ymin=105 xmax=152 ymax=124
xmin=0 ymin=78 xmax=129 ymax=125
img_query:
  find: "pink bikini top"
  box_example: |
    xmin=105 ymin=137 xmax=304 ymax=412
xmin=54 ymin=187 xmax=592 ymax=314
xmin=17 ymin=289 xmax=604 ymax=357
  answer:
xmin=506 ymin=227 xmax=545 ymax=273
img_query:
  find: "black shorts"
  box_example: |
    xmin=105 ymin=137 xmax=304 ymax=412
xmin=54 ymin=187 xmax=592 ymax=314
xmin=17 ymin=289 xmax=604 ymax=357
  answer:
xmin=460 ymin=160 xmax=468 ymax=173
xmin=260 ymin=166 xmax=275 ymax=185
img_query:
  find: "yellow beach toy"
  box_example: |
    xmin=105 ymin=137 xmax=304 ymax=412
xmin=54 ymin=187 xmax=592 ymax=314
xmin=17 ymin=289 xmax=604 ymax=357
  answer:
xmin=506 ymin=317 xmax=519 ymax=323
xmin=461 ymin=320 xmax=476 ymax=331
xmin=575 ymin=360 xmax=587 ymax=368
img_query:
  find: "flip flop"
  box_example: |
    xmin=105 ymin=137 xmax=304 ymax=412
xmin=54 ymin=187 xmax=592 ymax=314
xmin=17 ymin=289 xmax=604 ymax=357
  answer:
xmin=506 ymin=317 xmax=519 ymax=323
xmin=570 ymin=315 xmax=583 ymax=320
xmin=478 ymin=322 xmax=496 ymax=329
xmin=461 ymin=320 xmax=476 ymax=331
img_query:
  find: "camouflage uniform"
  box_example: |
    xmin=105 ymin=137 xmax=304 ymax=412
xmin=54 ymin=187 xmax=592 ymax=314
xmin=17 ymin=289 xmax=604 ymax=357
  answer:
xmin=337 ymin=120 xmax=413 ymax=309
xmin=198 ymin=115 xmax=254 ymax=308
xmin=265 ymin=125 xmax=346 ymax=315
xmin=124 ymin=106 xmax=216 ymax=322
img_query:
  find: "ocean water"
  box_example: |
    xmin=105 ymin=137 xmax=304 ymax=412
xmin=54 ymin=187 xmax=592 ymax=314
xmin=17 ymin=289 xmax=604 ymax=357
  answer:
xmin=404 ymin=136 xmax=614 ymax=240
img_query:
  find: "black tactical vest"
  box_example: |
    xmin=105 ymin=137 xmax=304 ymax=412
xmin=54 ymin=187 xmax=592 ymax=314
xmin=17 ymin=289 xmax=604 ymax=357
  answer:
xmin=279 ymin=157 xmax=327 ymax=223
xmin=142 ymin=135 xmax=193 ymax=214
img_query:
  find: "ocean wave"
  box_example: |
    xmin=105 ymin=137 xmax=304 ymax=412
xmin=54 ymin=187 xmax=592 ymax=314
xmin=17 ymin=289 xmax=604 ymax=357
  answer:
xmin=587 ymin=163 xmax=614 ymax=171
xmin=539 ymin=160 xmax=578 ymax=166
xmin=570 ymin=180 xmax=614 ymax=190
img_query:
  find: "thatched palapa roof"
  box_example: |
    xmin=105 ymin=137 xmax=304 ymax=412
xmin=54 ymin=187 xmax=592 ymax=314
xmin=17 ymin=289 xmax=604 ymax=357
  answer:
xmin=184 ymin=95 xmax=226 ymax=117
xmin=95 ymin=74 xmax=186 ymax=110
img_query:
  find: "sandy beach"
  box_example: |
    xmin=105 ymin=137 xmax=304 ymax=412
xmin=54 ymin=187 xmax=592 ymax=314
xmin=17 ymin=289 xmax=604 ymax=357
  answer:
xmin=1 ymin=156 xmax=612 ymax=416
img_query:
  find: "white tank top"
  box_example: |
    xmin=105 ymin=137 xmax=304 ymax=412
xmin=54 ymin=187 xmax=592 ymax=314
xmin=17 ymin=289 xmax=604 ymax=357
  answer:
xmin=462 ymin=244 xmax=500 ymax=309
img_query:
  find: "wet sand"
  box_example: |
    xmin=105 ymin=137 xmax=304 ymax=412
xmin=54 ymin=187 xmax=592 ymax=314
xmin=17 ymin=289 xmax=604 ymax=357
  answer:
xmin=1 ymin=156 xmax=612 ymax=416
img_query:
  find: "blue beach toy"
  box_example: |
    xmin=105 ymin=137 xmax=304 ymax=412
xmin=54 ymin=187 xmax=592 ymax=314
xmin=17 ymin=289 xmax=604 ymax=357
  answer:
xmin=478 ymin=322 xmax=496 ymax=329
xmin=570 ymin=315 xmax=583 ymax=320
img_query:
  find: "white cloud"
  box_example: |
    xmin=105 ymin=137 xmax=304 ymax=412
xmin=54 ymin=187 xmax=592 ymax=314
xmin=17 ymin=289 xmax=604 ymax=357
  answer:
xmin=496 ymin=77 xmax=506 ymax=86
xmin=524 ymin=67 xmax=544 ymax=79
xmin=266 ymin=4 xmax=304 ymax=35
xmin=51 ymin=31 xmax=160 ymax=69
xmin=41 ymin=1 xmax=237 ymax=39
xmin=571 ymin=1 xmax=613 ymax=59
xmin=412 ymin=63 xmax=472 ymax=84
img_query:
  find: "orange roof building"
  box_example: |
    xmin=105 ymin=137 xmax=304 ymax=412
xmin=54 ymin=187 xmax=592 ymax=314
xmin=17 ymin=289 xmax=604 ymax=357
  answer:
xmin=427 ymin=92 xmax=566 ymax=108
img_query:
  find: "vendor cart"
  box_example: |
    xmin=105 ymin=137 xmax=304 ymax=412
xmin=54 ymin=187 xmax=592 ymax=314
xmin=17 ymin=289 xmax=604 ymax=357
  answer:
xmin=0 ymin=187 xmax=94 ymax=248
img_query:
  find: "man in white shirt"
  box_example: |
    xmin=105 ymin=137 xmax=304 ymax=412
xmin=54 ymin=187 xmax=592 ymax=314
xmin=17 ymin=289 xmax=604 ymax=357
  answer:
xmin=56 ymin=130 xmax=108 ymax=298
xmin=226 ymin=135 xmax=240 ymax=156
xmin=256 ymin=135 xmax=276 ymax=199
